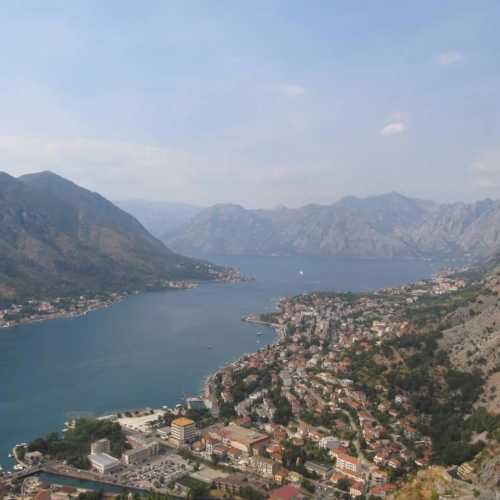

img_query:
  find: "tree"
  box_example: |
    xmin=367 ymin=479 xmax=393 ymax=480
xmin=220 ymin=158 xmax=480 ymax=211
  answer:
xmin=27 ymin=418 xmax=127 ymax=470
xmin=337 ymin=478 xmax=350 ymax=491
xmin=16 ymin=447 xmax=26 ymax=461
xmin=301 ymin=479 xmax=315 ymax=493
xmin=219 ymin=402 xmax=236 ymax=419
xmin=239 ymin=486 xmax=265 ymax=500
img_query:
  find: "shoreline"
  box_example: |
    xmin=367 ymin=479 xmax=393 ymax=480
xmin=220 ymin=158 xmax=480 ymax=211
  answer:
xmin=2 ymin=276 xmax=267 ymax=471
xmin=3 ymin=261 xmax=457 ymax=473
xmin=242 ymin=315 xmax=287 ymax=340
xmin=199 ymin=263 xmax=465 ymax=410
xmin=0 ymin=295 xmax=127 ymax=331
xmin=200 ymin=314 xmax=286 ymax=405
xmin=0 ymin=272 xmax=252 ymax=332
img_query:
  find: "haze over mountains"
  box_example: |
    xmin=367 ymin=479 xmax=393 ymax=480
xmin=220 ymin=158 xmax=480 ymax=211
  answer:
xmin=0 ymin=171 xmax=218 ymax=299
xmin=163 ymin=193 xmax=500 ymax=260
xmin=5 ymin=169 xmax=500 ymax=302
xmin=115 ymin=200 xmax=202 ymax=239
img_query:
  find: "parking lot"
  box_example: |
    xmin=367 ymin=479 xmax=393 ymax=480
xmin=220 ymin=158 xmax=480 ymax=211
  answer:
xmin=117 ymin=452 xmax=193 ymax=489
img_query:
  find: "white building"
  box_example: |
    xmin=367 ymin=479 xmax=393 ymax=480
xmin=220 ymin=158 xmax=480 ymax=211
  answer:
xmin=88 ymin=453 xmax=121 ymax=474
xmin=122 ymin=441 xmax=159 ymax=465
xmin=334 ymin=452 xmax=360 ymax=474
xmin=90 ymin=438 xmax=111 ymax=455
xmin=319 ymin=436 xmax=340 ymax=450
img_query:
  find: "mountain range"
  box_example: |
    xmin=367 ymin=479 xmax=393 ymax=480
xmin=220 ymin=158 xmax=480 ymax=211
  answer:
xmin=165 ymin=193 xmax=500 ymax=259
xmin=0 ymin=171 xmax=219 ymax=300
xmin=114 ymin=199 xmax=202 ymax=239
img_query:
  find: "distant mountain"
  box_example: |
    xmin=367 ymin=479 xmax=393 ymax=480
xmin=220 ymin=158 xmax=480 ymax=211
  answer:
xmin=0 ymin=171 xmax=219 ymax=299
xmin=167 ymin=193 xmax=500 ymax=259
xmin=115 ymin=199 xmax=202 ymax=238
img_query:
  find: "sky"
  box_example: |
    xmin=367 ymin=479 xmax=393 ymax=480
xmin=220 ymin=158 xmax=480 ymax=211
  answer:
xmin=0 ymin=1 xmax=499 ymax=208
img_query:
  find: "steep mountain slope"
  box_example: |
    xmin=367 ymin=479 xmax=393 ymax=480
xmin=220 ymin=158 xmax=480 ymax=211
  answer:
xmin=167 ymin=193 xmax=500 ymax=259
xmin=115 ymin=199 xmax=202 ymax=238
xmin=439 ymin=261 xmax=500 ymax=415
xmin=0 ymin=171 xmax=218 ymax=299
xmin=403 ymin=199 xmax=500 ymax=257
xmin=167 ymin=204 xmax=277 ymax=255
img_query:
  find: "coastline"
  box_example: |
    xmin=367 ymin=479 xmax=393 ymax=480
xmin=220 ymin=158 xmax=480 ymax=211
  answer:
xmin=4 ymin=260 xmax=485 ymax=497
xmin=0 ymin=271 xmax=251 ymax=331
xmin=242 ymin=314 xmax=287 ymax=341
xmin=0 ymin=294 xmax=128 ymax=331
xmin=1 ymin=258 xmax=453 ymax=475
xmin=200 ymin=313 xmax=286 ymax=407
xmin=199 ymin=263 xmax=466 ymax=411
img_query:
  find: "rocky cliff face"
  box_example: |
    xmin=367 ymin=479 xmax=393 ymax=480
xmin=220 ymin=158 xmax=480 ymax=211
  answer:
xmin=439 ymin=261 xmax=500 ymax=415
xmin=167 ymin=193 xmax=500 ymax=259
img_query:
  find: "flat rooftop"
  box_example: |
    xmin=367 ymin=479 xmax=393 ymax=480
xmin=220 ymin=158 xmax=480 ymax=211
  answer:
xmin=117 ymin=409 xmax=165 ymax=432
xmin=214 ymin=423 xmax=268 ymax=446
xmin=88 ymin=453 xmax=120 ymax=468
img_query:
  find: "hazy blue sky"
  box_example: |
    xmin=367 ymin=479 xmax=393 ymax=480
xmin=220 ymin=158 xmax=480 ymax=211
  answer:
xmin=1 ymin=1 xmax=499 ymax=207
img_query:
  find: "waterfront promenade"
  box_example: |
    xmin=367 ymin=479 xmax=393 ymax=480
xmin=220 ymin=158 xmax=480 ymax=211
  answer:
xmin=8 ymin=463 xmax=148 ymax=493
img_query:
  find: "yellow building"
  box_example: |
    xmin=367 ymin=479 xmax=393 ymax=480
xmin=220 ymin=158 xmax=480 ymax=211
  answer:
xmin=171 ymin=417 xmax=197 ymax=445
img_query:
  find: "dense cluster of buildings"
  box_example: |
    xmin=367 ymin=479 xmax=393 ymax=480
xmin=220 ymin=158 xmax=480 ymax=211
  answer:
xmin=193 ymin=273 xmax=466 ymax=497
xmin=3 ymin=271 xmax=470 ymax=499
xmin=87 ymin=436 xmax=160 ymax=474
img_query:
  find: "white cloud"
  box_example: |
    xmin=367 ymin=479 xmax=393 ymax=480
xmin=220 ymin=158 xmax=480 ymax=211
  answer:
xmin=281 ymin=84 xmax=305 ymax=98
xmin=380 ymin=122 xmax=405 ymax=136
xmin=471 ymin=151 xmax=500 ymax=188
xmin=436 ymin=51 xmax=463 ymax=66
xmin=265 ymin=83 xmax=305 ymax=98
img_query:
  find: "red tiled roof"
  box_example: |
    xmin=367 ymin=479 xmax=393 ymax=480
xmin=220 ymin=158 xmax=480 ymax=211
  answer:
xmin=269 ymin=485 xmax=302 ymax=500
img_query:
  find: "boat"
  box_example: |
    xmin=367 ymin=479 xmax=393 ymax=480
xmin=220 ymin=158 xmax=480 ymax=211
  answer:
xmin=256 ymin=331 xmax=264 ymax=337
xmin=207 ymin=345 xmax=213 ymax=349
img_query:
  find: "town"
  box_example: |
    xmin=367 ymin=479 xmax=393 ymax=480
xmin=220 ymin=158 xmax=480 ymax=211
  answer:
xmin=0 ymin=293 xmax=127 ymax=329
xmin=2 ymin=270 xmax=498 ymax=500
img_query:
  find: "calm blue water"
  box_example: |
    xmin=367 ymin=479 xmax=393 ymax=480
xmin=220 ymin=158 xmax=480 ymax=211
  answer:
xmin=0 ymin=256 xmax=445 ymax=469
